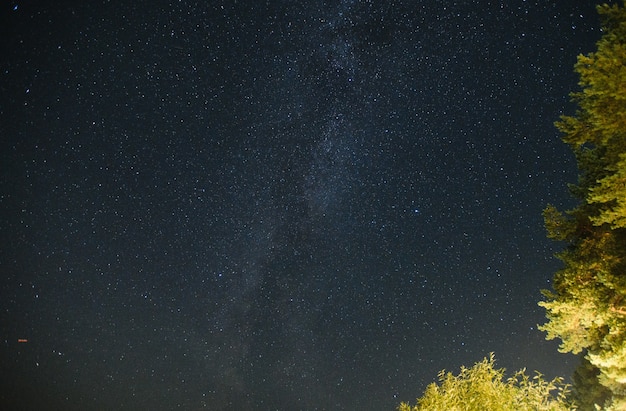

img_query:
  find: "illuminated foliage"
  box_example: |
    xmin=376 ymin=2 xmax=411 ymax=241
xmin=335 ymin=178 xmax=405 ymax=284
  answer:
xmin=539 ymin=2 xmax=626 ymax=409
xmin=571 ymin=358 xmax=612 ymax=411
xmin=397 ymin=354 xmax=574 ymax=411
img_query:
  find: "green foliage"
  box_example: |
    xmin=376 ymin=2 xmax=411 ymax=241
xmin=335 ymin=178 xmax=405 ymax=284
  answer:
xmin=397 ymin=354 xmax=575 ymax=411
xmin=544 ymin=205 xmax=577 ymax=242
xmin=540 ymin=2 xmax=626 ymax=409
xmin=571 ymin=357 xmax=612 ymax=411
xmin=588 ymin=153 xmax=626 ymax=228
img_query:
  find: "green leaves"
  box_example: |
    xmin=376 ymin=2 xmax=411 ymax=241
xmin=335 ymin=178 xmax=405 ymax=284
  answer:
xmin=588 ymin=154 xmax=626 ymax=229
xmin=539 ymin=2 xmax=626 ymax=409
xmin=398 ymin=354 xmax=575 ymax=411
xmin=543 ymin=205 xmax=576 ymax=241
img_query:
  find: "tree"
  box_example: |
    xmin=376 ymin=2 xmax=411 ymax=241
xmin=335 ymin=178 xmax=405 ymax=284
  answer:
xmin=397 ymin=354 xmax=574 ymax=411
xmin=571 ymin=358 xmax=612 ymax=411
xmin=539 ymin=2 xmax=626 ymax=410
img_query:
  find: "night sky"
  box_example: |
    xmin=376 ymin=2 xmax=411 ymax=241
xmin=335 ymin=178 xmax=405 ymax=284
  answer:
xmin=0 ymin=1 xmax=604 ymax=410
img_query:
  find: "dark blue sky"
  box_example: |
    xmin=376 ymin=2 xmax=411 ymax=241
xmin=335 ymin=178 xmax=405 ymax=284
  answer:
xmin=0 ymin=1 xmax=603 ymax=409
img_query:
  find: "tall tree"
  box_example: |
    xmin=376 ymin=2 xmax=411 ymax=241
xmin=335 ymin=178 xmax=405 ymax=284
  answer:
xmin=539 ymin=2 xmax=626 ymax=410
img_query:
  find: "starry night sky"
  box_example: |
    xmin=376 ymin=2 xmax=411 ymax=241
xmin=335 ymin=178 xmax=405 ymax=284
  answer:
xmin=0 ymin=1 xmax=604 ymax=410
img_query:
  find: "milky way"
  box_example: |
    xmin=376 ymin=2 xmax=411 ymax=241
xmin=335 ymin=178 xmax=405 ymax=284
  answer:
xmin=0 ymin=1 xmax=602 ymax=409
